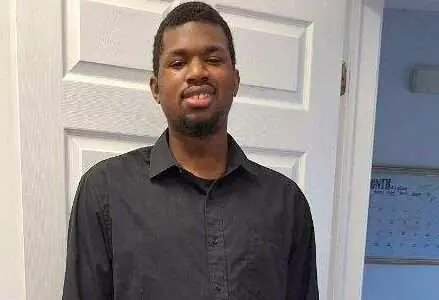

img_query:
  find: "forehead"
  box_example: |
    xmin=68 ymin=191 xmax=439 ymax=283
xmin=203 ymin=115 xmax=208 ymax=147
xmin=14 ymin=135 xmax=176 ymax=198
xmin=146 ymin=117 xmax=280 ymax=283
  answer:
xmin=161 ymin=21 xmax=229 ymax=54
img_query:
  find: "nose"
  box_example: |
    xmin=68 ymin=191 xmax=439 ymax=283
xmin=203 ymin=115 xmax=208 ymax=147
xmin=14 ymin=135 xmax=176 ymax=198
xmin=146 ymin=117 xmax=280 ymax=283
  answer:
xmin=185 ymin=58 xmax=209 ymax=83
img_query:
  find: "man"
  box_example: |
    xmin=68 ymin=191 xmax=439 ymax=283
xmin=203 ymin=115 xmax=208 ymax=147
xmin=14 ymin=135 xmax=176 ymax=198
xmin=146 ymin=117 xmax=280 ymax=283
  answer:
xmin=63 ymin=2 xmax=318 ymax=299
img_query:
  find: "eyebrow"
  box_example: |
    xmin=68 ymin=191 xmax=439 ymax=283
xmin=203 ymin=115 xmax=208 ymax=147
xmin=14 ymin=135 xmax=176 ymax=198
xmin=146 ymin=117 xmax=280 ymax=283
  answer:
xmin=166 ymin=45 xmax=227 ymax=58
xmin=203 ymin=45 xmax=227 ymax=55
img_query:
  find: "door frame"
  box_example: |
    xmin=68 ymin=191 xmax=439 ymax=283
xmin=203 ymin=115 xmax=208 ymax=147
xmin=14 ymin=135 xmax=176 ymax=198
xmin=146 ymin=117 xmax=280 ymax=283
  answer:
xmin=0 ymin=0 xmax=26 ymax=299
xmin=4 ymin=0 xmax=385 ymax=299
xmin=329 ymin=0 xmax=384 ymax=299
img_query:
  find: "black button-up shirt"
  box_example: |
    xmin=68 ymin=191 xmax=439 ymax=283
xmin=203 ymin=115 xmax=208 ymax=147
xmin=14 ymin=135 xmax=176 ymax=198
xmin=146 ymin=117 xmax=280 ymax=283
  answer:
xmin=63 ymin=131 xmax=319 ymax=300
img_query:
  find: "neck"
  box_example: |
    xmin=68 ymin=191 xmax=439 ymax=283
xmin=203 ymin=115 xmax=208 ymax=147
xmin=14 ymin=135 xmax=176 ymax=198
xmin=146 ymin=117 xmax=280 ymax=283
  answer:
xmin=168 ymin=128 xmax=228 ymax=180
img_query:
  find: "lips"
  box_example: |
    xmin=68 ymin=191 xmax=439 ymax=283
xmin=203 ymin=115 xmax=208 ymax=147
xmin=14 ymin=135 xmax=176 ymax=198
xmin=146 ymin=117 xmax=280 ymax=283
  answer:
xmin=182 ymin=84 xmax=215 ymax=98
xmin=181 ymin=85 xmax=215 ymax=108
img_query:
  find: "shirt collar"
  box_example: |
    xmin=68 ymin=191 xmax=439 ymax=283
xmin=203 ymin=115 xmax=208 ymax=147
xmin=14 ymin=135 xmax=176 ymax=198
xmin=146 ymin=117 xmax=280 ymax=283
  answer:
xmin=149 ymin=130 xmax=257 ymax=179
xmin=149 ymin=131 xmax=178 ymax=178
xmin=226 ymin=135 xmax=257 ymax=177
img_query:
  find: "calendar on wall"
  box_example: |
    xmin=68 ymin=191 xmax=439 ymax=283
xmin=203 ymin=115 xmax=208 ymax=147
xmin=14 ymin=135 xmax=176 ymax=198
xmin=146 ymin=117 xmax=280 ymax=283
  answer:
xmin=365 ymin=166 xmax=439 ymax=263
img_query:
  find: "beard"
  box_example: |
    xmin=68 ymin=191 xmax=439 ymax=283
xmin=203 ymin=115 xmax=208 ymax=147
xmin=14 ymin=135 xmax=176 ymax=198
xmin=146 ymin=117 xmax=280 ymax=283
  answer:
xmin=171 ymin=110 xmax=224 ymax=138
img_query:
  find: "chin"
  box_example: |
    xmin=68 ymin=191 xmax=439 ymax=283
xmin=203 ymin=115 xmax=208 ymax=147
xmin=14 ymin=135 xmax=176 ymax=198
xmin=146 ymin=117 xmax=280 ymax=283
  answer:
xmin=173 ymin=115 xmax=221 ymax=138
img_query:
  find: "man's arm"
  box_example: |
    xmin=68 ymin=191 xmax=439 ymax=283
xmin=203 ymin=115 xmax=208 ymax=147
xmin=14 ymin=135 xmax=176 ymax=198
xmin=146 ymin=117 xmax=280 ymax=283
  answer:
xmin=286 ymin=188 xmax=319 ymax=300
xmin=62 ymin=170 xmax=113 ymax=300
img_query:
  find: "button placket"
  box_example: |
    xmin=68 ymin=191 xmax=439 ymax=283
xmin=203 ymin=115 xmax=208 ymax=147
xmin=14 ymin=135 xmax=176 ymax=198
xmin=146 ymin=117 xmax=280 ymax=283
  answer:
xmin=205 ymin=190 xmax=228 ymax=299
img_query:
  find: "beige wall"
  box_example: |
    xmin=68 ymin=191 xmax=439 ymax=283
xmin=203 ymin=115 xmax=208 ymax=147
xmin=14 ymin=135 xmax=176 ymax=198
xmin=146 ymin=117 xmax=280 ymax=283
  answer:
xmin=0 ymin=0 xmax=27 ymax=299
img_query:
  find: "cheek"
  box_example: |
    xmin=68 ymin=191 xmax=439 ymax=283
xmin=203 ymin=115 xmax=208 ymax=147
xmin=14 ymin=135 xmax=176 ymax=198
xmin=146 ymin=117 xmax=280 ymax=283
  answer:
xmin=219 ymin=68 xmax=237 ymax=87
xmin=218 ymin=73 xmax=236 ymax=97
xmin=158 ymin=74 xmax=180 ymax=101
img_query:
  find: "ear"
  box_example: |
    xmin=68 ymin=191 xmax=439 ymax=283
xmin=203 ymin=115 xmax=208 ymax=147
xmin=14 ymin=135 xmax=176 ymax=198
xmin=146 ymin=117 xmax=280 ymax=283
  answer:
xmin=149 ymin=76 xmax=160 ymax=104
xmin=233 ymin=69 xmax=240 ymax=97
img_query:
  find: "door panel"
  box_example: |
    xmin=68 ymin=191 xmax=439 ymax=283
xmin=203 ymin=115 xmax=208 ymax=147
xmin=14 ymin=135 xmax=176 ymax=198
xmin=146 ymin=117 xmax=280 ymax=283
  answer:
xmin=20 ymin=0 xmax=347 ymax=298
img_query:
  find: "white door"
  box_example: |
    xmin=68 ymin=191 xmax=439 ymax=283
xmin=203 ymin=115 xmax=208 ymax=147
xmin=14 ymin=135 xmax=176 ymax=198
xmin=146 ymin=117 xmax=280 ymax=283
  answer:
xmin=16 ymin=0 xmax=347 ymax=299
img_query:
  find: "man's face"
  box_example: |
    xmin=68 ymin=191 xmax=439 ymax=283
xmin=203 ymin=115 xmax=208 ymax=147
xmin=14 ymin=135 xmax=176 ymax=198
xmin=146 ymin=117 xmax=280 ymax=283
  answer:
xmin=150 ymin=21 xmax=239 ymax=138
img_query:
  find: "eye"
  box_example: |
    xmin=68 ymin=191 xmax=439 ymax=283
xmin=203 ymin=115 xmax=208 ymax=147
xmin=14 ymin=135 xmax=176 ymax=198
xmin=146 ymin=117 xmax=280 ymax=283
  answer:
xmin=205 ymin=56 xmax=223 ymax=65
xmin=169 ymin=59 xmax=186 ymax=69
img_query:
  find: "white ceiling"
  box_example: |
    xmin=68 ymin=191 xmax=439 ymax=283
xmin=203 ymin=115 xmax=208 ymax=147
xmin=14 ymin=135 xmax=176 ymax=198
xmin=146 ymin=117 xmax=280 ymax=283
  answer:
xmin=385 ymin=0 xmax=439 ymax=11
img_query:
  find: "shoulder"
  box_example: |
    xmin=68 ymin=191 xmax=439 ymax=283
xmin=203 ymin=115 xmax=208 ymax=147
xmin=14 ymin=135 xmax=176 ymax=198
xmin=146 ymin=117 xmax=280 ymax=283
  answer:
xmin=85 ymin=146 xmax=152 ymax=176
xmin=78 ymin=146 xmax=152 ymax=190
xmin=246 ymin=159 xmax=311 ymax=213
xmin=72 ymin=146 xmax=152 ymax=212
xmin=246 ymin=159 xmax=303 ymax=194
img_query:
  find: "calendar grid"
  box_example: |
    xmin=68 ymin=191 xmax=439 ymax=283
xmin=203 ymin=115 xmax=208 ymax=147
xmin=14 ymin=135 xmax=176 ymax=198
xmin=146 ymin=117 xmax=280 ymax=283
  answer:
xmin=366 ymin=166 xmax=439 ymax=264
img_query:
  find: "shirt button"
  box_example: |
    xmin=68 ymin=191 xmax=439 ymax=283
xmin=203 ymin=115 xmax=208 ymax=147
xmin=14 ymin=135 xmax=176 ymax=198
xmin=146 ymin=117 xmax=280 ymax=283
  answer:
xmin=209 ymin=236 xmax=219 ymax=247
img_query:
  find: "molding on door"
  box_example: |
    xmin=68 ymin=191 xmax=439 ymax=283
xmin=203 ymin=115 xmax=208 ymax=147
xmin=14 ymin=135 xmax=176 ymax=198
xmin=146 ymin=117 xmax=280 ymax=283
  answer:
xmin=329 ymin=0 xmax=384 ymax=299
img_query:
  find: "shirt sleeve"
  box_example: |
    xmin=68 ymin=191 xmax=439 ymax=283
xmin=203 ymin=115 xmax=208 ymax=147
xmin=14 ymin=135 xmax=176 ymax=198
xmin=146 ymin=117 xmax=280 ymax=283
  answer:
xmin=286 ymin=187 xmax=319 ymax=300
xmin=62 ymin=168 xmax=113 ymax=300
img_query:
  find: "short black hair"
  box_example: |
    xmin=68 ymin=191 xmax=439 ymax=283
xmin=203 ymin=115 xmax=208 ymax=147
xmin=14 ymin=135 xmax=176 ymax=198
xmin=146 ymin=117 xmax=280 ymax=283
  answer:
xmin=152 ymin=1 xmax=236 ymax=77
